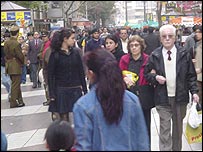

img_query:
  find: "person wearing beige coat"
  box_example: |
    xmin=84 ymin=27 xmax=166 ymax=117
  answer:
xmin=194 ymin=26 xmax=202 ymax=105
xmin=18 ymin=36 xmax=28 ymax=84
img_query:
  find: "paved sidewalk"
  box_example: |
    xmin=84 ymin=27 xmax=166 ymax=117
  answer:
xmin=151 ymin=107 xmax=202 ymax=151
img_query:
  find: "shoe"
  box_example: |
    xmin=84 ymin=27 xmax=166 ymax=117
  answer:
xmin=43 ymin=101 xmax=49 ymax=106
xmin=18 ymin=103 xmax=25 ymax=107
xmin=32 ymin=85 xmax=37 ymax=88
xmin=10 ymin=103 xmax=25 ymax=108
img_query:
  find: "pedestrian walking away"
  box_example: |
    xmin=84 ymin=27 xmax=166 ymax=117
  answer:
xmin=73 ymin=48 xmax=149 ymax=151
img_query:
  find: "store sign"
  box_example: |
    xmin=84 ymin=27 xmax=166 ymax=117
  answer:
xmin=7 ymin=12 xmax=16 ymax=21
xmin=181 ymin=17 xmax=194 ymax=25
xmin=1 ymin=11 xmax=31 ymax=21
xmin=50 ymin=20 xmax=64 ymax=30
xmin=24 ymin=12 xmax=31 ymax=20
xmin=16 ymin=11 xmax=24 ymax=20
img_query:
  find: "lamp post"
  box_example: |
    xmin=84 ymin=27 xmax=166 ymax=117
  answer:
xmin=144 ymin=1 xmax=147 ymax=22
xmin=125 ymin=1 xmax=128 ymax=23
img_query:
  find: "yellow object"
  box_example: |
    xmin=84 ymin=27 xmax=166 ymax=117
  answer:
xmin=81 ymin=39 xmax=86 ymax=47
xmin=122 ymin=70 xmax=139 ymax=88
xmin=185 ymin=111 xmax=202 ymax=144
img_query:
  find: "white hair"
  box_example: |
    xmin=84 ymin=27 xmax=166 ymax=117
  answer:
xmin=159 ymin=24 xmax=176 ymax=36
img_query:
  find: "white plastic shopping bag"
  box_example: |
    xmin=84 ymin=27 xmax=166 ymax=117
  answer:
xmin=188 ymin=102 xmax=202 ymax=129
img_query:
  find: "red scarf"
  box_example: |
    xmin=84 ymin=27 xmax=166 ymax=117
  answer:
xmin=42 ymin=40 xmax=51 ymax=59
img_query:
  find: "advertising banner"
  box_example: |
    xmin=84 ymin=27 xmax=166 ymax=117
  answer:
xmin=1 ymin=11 xmax=31 ymax=21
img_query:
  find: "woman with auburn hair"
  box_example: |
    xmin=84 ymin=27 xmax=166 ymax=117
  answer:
xmin=119 ymin=35 xmax=155 ymax=149
xmin=73 ymin=48 xmax=149 ymax=151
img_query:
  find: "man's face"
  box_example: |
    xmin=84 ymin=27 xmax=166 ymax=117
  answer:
xmin=92 ymin=32 xmax=100 ymax=39
xmin=119 ymin=29 xmax=128 ymax=40
xmin=42 ymin=35 xmax=49 ymax=42
xmin=195 ymin=29 xmax=202 ymax=41
xmin=34 ymin=32 xmax=39 ymax=39
xmin=160 ymin=29 xmax=176 ymax=50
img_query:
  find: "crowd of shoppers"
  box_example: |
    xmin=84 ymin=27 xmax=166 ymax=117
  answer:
xmin=1 ymin=23 xmax=201 ymax=151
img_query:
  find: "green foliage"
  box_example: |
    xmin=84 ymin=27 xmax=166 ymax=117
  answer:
xmin=11 ymin=1 xmax=47 ymax=10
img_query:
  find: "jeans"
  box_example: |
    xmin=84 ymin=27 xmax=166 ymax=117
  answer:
xmin=21 ymin=65 xmax=27 ymax=83
xmin=1 ymin=131 xmax=7 ymax=151
xmin=1 ymin=66 xmax=11 ymax=97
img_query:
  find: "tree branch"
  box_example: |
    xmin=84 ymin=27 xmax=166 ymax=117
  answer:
xmin=65 ymin=1 xmax=75 ymax=15
xmin=67 ymin=1 xmax=86 ymax=16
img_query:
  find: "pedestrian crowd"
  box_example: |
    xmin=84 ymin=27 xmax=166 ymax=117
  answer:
xmin=1 ymin=23 xmax=202 ymax=151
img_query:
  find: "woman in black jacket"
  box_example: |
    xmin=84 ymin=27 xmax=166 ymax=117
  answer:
xmin=48 ymin=28 xmax=87 ymax=122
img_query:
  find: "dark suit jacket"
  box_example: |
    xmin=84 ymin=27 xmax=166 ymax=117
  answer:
xmin=28 ymin=38 xmax=43 ymax=63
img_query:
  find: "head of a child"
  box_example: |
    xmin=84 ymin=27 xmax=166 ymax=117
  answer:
xmin=44 ymin=120 xmax=75 ymax=151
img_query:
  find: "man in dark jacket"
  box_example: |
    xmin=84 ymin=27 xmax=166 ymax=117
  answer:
xmin=85 ymin=28 xmax=104 ymax=53
xmin=144 ymin=26 xmax=161 ymax=55
xmin=144 ymin=24 xmax=199 ymax=151
xmin=27 ymin=31 xmax=43 ymax=88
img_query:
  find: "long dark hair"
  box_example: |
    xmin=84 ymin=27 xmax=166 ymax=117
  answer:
xmin=83 ymin=49 xmax=125 ymax=125
xmin=50 ymin=28 xmax=75 ymax=51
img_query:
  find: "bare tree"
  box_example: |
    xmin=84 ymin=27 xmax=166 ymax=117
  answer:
xmin=156 ymin=1 xmax=163 ymax=28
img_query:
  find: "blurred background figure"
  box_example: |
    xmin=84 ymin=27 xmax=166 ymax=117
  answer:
xmin=1 ymin=30 xmax=11 ymax=101
xmin=18 ymin=36 xmax=28 ymax=84
xmin=104 ymin=34 xmax=125 ymax=62
xmin=27 ymin=31 xmax=43 ymax=88
xmin=194 ymin=25 xmax=202 ymax=106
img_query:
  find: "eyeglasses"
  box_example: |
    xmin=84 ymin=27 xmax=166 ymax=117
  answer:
xmin=161 ymin=35 xmax=174 ymax=39
xmin=129 ymin=43 xmax=140 ymax=48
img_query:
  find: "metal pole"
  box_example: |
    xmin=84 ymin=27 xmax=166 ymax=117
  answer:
xmin=144 ymin=1 xmax=146 ymax=22
xmin=86 ymin=1 xmax=88 ymax=19
xmin=125 ymin=1 xmax=128 ymax=22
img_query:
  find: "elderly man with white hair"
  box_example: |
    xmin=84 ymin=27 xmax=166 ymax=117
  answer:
xmin=144 ymin=24 xmax=199 ymax=151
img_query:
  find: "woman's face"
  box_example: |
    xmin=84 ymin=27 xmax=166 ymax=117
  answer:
xmin=129 ymin=40 xmax=141 ymax=57
xmin=105 ymin=38 xmax=118 ymax=53
xmin=65 ymin=33 xmax=76 ymax=47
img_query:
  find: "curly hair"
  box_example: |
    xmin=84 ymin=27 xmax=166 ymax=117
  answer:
xmin=50 ymin=28 xmax=75 ymax=51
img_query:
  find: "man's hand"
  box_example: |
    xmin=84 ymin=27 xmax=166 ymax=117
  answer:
xmin=155 ymin=75 xmax=166 ymax=84
xmin=192 ymin=94 xmax=199 ymax=103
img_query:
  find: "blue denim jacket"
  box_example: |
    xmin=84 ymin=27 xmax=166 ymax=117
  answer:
xmin=73 ymin=86 xmax=150 ymax=151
